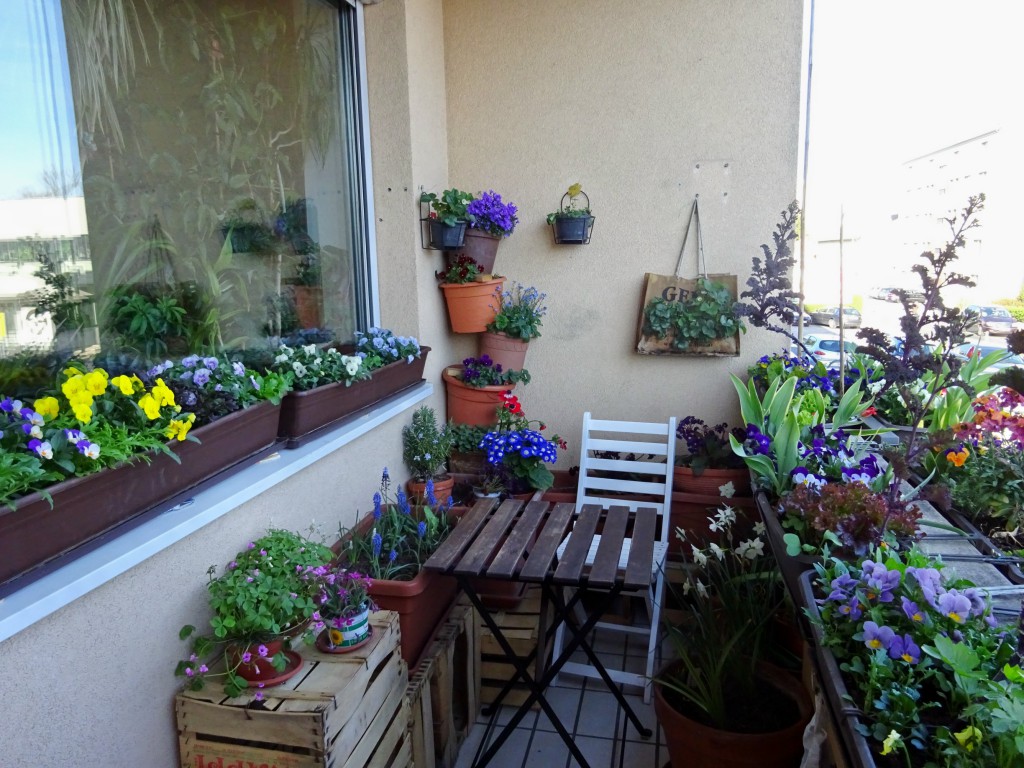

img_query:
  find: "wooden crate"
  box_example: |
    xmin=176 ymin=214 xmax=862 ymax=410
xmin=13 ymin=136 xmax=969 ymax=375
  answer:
xmin=176 ymin=611 xmax=410 ymax=768
xmin=405 ymin=603 xmax=480 ymax=768
xmin=477 ymin=586 xmax=551 ymax=709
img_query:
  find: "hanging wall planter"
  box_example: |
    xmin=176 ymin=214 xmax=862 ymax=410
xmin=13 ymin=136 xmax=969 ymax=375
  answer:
xmin=547 ymin=184 xmax=595 ymax=245
xmin=420 ymin=188 xmax=474 ymax=250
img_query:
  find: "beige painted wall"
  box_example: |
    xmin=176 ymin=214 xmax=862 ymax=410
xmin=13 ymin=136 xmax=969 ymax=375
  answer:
xmin=0 ymin=0 xmax=803 ymax=763
xmin=442 ymin=0 xmax=804 ymax=462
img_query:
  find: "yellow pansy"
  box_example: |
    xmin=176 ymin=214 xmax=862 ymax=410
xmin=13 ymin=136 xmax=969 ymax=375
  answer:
xmin=34 ymin=396 xmax=59 ymax=420
xmin=953 ymin=725 xmax=981 ymax=752
xmin=63 ymin=365 xmax=84 ymax=377
xmin=84 ymin=370 xmax=108 ymax=396
xmin=164 ymin=414 xmax=195 ymax=441
xmin=152 ymin=379 xmax=176 ymax=408
xmin=138 ymin=393 xmax=162 ymax=420
xmin=880 ymin=730 xmax=902 ymax=756
xmin=62 ymin=375 xmax=85 ymax=399
xmin=72 ymin=402 xmax=93 ymax=423
xmin=111 ymin=375 xmax=136 ymax=396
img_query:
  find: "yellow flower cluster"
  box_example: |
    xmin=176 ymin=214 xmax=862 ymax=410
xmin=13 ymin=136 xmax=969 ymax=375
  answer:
xmin=165 ymin=413 xmax=196 ymax=442
xmin=138 ymin=378 xmax=177 ymax=420
xmin=61 ymin=367 xmax=110 ymax=423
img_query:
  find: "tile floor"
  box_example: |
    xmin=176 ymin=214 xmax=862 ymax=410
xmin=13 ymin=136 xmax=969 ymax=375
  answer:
xmin=455 ymin=627 xmax=669 ymax=768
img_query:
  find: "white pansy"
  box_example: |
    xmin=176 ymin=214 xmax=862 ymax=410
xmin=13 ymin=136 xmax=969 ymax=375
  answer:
xmin=274 ymin=354 xmax=289 ymax=364
xmin=292 ymin=361 xmax=308 ymax=377
xmin=342 ymin=355 xmax=362 ymax=377
xmin=302 ymin=344 xmax=317 ymax=355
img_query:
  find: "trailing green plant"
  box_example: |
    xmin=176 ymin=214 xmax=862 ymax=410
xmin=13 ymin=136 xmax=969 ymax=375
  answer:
xmin=402 ymin=406 xmax=454 ymax=482
xmin=642 ymin=277 xmax=745 ymax=350
xmin=546 ymin=183 xmax=592 ymax=223
xmin=449 ymin=423 xmax=488 ymax=454
xmin=174 ymin=529 xmax=333 ymax=698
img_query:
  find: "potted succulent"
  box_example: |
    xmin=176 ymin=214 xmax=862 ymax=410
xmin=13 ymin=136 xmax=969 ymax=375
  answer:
xmin=547 ymin=183 xmax=595 ymax=245
xmin=457 ymin=189 xmax=519 ymax=272
xmin=480 ymin=282 xmax=547 ymax=371
xmin=335 ymin=468 xmax=460 ymax=666
xmin=655 ymin=505 xmax=812 ymax=768
xmin=421 ymin=188 xmax=474 ymax=250
xmin=436 ymin=255 xmax=505 ymax=333
xmin=175 ymin=529 xmax=333 ymax=698
xmin=442 ymin=355 xmax=531 ymax=427
xmin=402 ymin=406 xmax=456 ymax=503
xmin=303 ymin=564 xmax=376 ymax=653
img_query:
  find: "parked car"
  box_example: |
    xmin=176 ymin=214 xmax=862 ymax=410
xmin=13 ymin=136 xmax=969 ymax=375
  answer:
xmin=808 ymin=307 xmax=862 ymax=329
xmin=870 ymin=286 xmax=898 ymax=300
xmin=889 ymin=288 xmax=926 ymax=305
xmin=952 ymin=343 xmax=1023 ymax=373
xmin=804 ymin=335 xmax=859 ymax=367
xmin=963 ymin=305 xmax=1015 ymax=336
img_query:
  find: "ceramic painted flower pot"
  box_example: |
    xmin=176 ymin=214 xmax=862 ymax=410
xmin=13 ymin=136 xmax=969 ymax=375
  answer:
xmin=439 ymin=278 xmax=504 ymax=333
xmin=478 ymin=331 xmax=530 ymax=372
xmin=654 ymin=661 xmax=812 ymax=768
xmin=454 ymin=229 xmax=501 ymax=272
xmin=673 ymin=465 xmax=752 ymax=497
xmin=316 ymin=604 xmax=372 ymax=653
xmin=277 ymin=347 xmax=429 ymax=447
xmin=442 ymin=366 xmax=515 ymax=427
xmin=0 ymin=400 xmax=281 ymax=590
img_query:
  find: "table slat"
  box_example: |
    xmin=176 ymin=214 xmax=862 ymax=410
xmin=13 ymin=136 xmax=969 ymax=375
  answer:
xmin=553 ymin=505 xmax=602 ymax=585
xmin=519 ymin=503 xmax=575 ymax=582
xmin=454 ymin=499 xmax=523 ymax=577
xmin=424 ymin=497 xmax=498 ymax=573
xmin=486 ymin=501 xmax=547 ymax=579
xmin=588 ymin=506 xmax=630 ymax=588
xmin=623 ymin=507 xmax=657 ymax=589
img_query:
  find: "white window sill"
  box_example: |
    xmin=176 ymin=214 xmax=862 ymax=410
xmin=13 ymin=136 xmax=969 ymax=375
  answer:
xmin=0 ymin=382 xmax=432 ymax=643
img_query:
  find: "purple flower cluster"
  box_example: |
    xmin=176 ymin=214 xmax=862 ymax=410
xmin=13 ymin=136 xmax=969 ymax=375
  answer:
xmin=466 ymin=191 xmax=519 ymax=238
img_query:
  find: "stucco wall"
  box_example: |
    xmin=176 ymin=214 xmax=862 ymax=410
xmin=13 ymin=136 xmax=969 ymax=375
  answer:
xmin=0 ymin=0 xmax=803 ymax=764
xmin=441 ymin=0 xmax=804 ymax=458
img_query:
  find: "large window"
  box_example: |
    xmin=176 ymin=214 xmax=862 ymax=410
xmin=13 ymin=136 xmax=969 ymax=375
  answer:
xmin=0 ymin=0 xmax=371 ymax=393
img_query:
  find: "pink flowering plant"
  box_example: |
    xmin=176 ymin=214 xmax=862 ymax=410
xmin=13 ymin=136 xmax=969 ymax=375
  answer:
xmin=303 ymin=564 xmax=376 ymax=645
xmin=810 ymin=546 xmax=1021 ymax=766
xmin=175 ymin=529 xmax=332 ymax=698
xmin=0 ymin=366 xmax=194 ymax=509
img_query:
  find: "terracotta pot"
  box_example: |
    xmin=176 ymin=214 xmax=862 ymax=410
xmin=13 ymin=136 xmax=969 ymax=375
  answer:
xmin=673 ymin=465 xmax=752 ymax=497
xmin=442 ymin=366 xmax=515 ymax=426
xmin=654 ymin=661 xmax=812 ymax=768
xmin=453 ymin=229 xmax=501 ymax=272
xmin=670 ymin=492 xmax=756 ymax=555
xmin=406 ymin=475 xmax=456 ymax=506
xmin=228 ymin=636 xmax=304 ymax=687
xmin=291 ymin=285 xmax=323 ymax=328
xmin=439 ymin=278 xmax=504 ymax=333
xmin=369 ymin=567 xmax=459 ymax=668
xmin=278 ymin=347 xmax=429 ymax=447
xmin=478 ymin=331 xmax=530 ymax=372
xmin=0 ymin=400 xmax=281 ymax=590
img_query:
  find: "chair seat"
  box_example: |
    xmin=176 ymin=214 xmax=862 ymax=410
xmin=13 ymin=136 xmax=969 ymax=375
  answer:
xmin=556 ymin=533 xmax=668 ymax=580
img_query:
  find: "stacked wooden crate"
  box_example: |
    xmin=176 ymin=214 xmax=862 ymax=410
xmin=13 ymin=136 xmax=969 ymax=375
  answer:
xmin=176 ymin=611 xmax=409 ymax=768
xmin=405 ymin=603 xmax=481 ymax=768
xmin=477 ymin=586 xmax=551 ymax=709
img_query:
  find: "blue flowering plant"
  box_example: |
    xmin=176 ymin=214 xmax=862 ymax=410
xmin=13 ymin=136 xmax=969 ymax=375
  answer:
xmin=459 ymin=355 xmax=531 ymax=388
xmin=466 ymin=190 xmax=519 ymax=238
xmin=338 ymin=469 xmax=455 ymax=581
xmin=175 ymin=529 xmax=333 ymax=698
xmin=810 ymin=546 xmax=1022 ymax=766
xmin=268 ymin=343 xmax=367 ymax=391
xmin=479 ymin=392 xmax=566 ymax=492
xmin=143 ymin=354 xmax=290 ymax=426
xmin=355 ymin=328 xmax=421 ymax=372
xmin=486 ymin=283 xmax=547 ymax=341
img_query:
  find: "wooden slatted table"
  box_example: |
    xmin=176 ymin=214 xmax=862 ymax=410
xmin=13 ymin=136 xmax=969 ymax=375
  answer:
xmin=424 ymin=498 xmax=656 ymax=768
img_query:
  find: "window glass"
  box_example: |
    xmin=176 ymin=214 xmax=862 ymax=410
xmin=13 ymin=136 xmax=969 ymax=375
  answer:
xmin=1 ymin=0 xmax=365 ymax=395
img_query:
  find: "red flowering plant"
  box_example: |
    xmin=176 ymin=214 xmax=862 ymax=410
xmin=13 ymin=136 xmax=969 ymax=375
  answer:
xmin=436 ymin=255 xmax=485 ymax=284
xmin=479 ymin=392 xmax=567 ymax=492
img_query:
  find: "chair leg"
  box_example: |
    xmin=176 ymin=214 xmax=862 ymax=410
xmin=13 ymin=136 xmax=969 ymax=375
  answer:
xmin=643 ymin=569 xmax=667 ymax=704
xmin=550 ymin=586 xmax=577 ymax=688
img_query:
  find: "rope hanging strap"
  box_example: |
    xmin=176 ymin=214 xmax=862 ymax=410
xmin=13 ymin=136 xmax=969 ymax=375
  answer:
xmin=673 ymin=197 xmax=707 ymax=278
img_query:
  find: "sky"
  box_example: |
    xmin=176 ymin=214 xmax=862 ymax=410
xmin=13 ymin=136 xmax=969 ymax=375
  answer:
xmin=804 ymin=0 xmax=1022 ymax=237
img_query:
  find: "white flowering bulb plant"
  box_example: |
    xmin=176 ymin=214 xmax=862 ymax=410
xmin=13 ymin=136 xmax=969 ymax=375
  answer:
xmin=657 ymin=494 xmax=787 ymax=730
xmin=268 ymin=343 xmax=368 ymax=392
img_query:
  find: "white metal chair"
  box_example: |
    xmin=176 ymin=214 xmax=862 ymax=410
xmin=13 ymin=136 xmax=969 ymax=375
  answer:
xmin=551 ymin=412 xmax=676 ymax=703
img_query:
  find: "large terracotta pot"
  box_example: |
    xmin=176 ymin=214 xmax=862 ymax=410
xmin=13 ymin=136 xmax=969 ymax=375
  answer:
xmin=478 ymin=331 xmax=530 ymax=372
xmin=406 ymin=475 xmax=456 ymax=506
xmin=0 ymin=400 xmax=281 ymax=589
xmin=454 ymin=230 xmax=501 ymax=272
xmin=291 ymin=285 xmax=323 ymax=328
xmin=673 ymin=465 xmax=752 ymax=497
xmin=442 ymin=366 xmax=515 ymax=426
xmin=654 ymin=662 xmax=812 ymax=768
xmin=439 ymin=278 xmax=504 ymax=333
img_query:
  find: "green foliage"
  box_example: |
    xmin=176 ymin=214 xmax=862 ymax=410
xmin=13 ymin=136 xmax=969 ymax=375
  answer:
xmin=268 ymin=343 xmax=367 ymax=392
xmin=949 ymin=445 xmax=1024 ymax=528
xmin=449 ymin=423 xmax=488 ymax=454
xmin=642 ymin=278 xmax=745 ymax=351
xmin=546 ymin=183 xmax=591 ymax=224
xmin=402 ymin=407 xmax=454 ymax=482
xmin=486 ymin=283 xmax=547 ymax=341
xmin=420 ymin=188 xmax=475 ymax=227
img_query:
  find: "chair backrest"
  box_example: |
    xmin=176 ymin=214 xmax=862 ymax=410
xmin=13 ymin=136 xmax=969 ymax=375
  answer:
xmin=574 ymin=412 xmax=677 ymax=545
